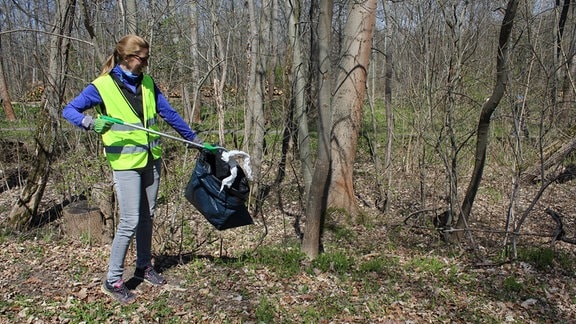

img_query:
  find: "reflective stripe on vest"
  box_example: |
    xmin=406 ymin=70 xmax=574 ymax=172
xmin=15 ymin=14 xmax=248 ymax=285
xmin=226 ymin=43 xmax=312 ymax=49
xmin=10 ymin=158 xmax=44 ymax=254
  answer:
xmin=92 ymin=74 xmax=161 ymax=170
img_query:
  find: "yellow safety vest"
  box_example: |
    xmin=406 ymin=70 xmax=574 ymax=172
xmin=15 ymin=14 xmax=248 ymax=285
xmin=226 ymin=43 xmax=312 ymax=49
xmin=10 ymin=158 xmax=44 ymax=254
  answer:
xmin=92 ymin=74 xmax=162 ymax=170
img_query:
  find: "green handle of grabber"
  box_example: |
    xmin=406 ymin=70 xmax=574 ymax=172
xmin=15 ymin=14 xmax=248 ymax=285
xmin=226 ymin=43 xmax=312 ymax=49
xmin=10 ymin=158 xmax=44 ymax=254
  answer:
xmin=99 ymin=115 xmax=125 ymax=125
xmin=202 ymin=143 xmax=219 ymax=153
xmin=98 ymin=115 xmax=124 ymax=125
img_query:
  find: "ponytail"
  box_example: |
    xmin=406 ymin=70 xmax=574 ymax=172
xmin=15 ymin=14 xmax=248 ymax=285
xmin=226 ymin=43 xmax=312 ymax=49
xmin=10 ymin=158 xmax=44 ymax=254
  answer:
xmin=99 ymin=53 xmax=116 ymax=76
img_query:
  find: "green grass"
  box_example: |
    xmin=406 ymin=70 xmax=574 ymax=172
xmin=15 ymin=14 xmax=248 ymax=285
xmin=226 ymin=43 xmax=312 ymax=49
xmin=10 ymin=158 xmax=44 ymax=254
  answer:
xmin=0 ymin=230 xmax=10 ymax=244
xmin=358 ymin=257 xmax=387 ymax=273
xmin=0 ymin=102 xmax=41 ymax=127
xmin=312 ymin=250 xmax=355 ymax=275
xmin=255 ymin=295 xmax=275 ymax=323
xmin=71 ymin=264 xmax=89 ymax=282
xmin=517 ymin=246 xmax=555 ymax=271
xmin=501 ymin=275 xmax=524 ymax=299
xmin=241 ymin=244 xmax=305 ymax=277
xmin=61 ymin=299 xmax=117 ymax=322
xmin=79 ymin=231 xmax=97 ymax=246
xmin=478 ymin=186 xmax=504 ymax=204
xmin=145 ymin=295 xmax=176 ymax=320
xmin=404 ymin=256 xmax=446 ymax=276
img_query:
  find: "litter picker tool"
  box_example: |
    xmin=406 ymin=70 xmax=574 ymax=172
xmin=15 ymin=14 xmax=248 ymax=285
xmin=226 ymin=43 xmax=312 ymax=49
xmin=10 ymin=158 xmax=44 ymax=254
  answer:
xmin=99 ymin=115 xmax=220 ymax=153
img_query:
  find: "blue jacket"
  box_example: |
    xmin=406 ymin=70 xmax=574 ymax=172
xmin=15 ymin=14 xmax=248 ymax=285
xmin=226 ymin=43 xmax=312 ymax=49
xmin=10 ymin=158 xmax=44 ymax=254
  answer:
xmin=62 ymin=65 xmax=198 ymax=142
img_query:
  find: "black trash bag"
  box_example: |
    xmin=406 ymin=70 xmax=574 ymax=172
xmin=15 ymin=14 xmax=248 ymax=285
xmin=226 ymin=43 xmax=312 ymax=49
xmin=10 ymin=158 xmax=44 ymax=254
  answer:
xmin=184 ymin=148 xmax=253 ymax=230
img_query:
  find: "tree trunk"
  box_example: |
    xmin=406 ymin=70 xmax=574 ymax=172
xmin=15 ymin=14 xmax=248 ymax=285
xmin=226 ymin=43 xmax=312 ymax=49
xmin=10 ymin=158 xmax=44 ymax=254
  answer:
xmin=6 ymin=0 xmax=76 ymax=231
xmin=0 ymin=37 xmax=16 ymax=121
xmin=265 ymin=0 xmax=278 ymax=127
xmin=245 ymin=0 xmax=267 ymax=198
xmin=286 ymin=0 xmax=313 ymax=197
xmin=521 ymin=136 xmax=576 ymax=184
xmin=125 ymin=0 xmax=137 ymax=34
xmin=557 ymin=0 xmax=575 ymax=124
xmin=456 ymin=0 xmax=518 ymax=238
xmin=210 ymin=1 xmax=228 ymax=145
xmin=79 ymin=0 xmax=105 ymax=64
xmin=302 ymin=0 xmax=333 ymax=259
xmin=553 ymin=0 xmax=574 ymax=126
xmin=328 ymin=0 xmax=377 ymax=217
xmin=187 ymin=0 xmax=201 ymax=124
xmin=383 ymin=1 xmax=394 ymax=212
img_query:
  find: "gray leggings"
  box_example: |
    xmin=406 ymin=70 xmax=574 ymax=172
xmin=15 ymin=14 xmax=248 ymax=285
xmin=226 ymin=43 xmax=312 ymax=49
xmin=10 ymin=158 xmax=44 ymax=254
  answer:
xmin=106 ymin=158 xmax=161 ymax=284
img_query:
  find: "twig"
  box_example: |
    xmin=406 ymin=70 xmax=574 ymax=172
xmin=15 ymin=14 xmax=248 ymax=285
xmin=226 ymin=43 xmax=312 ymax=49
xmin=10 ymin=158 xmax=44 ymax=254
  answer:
xmin=403 ymin=207 xmax=445 ymax=225
xmin=0 ymin=29 xmax=94 ymax=45
xmin=406 ymin=224 xmax=568 ymax=239
xmin=545 ymin=208 xmax=576 ymax=245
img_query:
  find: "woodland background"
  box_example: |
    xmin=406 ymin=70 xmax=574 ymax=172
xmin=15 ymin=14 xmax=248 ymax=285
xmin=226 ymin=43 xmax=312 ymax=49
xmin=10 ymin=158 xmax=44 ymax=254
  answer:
xmin=1 ymin=0 xmax=576 ymax=322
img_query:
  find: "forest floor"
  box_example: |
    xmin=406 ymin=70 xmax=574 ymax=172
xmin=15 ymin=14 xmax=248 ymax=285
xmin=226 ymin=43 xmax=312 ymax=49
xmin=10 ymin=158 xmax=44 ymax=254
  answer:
xmin=0 ymin=139 xmax=576 ymax=323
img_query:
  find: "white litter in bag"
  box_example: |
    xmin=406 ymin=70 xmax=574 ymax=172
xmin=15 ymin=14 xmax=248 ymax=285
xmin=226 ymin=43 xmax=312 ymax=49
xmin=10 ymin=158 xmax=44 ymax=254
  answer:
xmin=219 ymin=150 xmax=252 ymax=192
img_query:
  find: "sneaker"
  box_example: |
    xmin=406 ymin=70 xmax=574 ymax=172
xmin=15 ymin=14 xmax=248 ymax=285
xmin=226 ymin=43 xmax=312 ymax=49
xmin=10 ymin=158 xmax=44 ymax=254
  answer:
xmin=101 ymin=280 xmax=136 ymax=304
xmin=134 ymin=266 xmax=167 ymax=286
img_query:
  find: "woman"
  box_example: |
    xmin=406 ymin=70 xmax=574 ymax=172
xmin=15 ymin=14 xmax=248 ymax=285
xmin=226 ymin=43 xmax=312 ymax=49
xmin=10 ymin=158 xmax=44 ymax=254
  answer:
xmin=62 ymin=35 xmax=201 ymax=304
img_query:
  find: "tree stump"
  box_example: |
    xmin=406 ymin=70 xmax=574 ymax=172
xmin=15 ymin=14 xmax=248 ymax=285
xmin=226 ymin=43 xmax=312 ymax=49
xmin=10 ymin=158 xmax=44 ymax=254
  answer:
xmin=91 ymin=182 xmax=116 ymax=240
xmin=62 ymin=200 xmax=105 ymax=244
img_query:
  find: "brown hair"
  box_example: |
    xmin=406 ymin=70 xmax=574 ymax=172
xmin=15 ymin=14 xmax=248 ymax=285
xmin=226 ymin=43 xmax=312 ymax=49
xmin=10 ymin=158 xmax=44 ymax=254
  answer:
xmin=99 ymin=35 xmax=150 ymax=76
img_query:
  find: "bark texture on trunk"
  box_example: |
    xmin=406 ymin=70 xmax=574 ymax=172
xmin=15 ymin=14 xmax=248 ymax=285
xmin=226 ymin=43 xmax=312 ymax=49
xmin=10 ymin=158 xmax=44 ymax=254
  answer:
xmin=302 ymin=0 xmax=333 ymax=259
xmin=328 ymin=0 xmax=377 ymax=218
